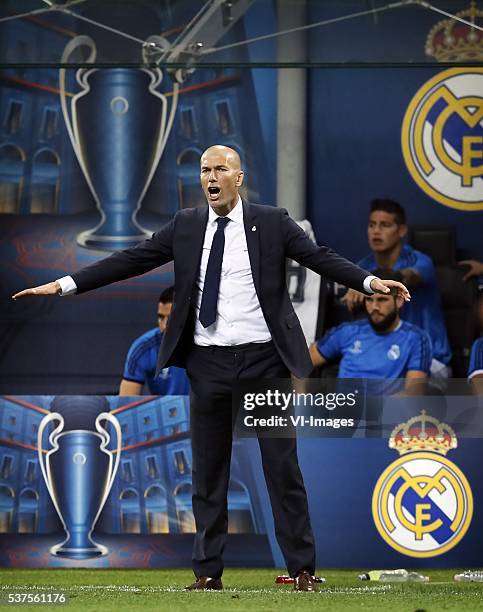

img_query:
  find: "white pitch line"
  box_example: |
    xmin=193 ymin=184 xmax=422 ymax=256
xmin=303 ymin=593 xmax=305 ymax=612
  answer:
xmin=0 ymin=584 xmax=395 ymax=594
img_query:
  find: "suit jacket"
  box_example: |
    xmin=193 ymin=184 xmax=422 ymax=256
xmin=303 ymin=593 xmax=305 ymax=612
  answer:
xmin=72 ymin=202 xmax=370 ymax=378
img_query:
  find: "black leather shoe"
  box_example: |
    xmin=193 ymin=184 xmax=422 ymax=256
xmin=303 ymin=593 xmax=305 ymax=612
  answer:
xmin=185 ymin=576 xmax=223 ymax=591
xmin=294 ymin=570 xmax=318 ymax=592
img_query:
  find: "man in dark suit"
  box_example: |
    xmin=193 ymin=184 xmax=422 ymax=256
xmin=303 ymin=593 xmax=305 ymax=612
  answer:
xmin=13 ymin=145 xmax=410 ymax=591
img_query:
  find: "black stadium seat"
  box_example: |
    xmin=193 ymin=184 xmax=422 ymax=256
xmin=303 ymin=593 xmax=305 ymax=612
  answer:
xmin=407 ymin=225 xmax=456 ymax=266
xmin=435 ymin=266 xmax=478 ymax=377
xmin=407 ymin=227 xmax=478 ymax=377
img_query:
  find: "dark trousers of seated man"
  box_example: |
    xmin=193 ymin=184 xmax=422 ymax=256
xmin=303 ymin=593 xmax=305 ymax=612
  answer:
xmin=185 ymin=340 xmax=316 ymax=579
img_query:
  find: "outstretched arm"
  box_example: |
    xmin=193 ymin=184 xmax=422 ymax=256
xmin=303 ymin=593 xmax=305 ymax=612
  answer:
xmin=282 ymin=210 xmax=410 ymax=302
xmin=11 ymin=217 xmax=176 ymax=300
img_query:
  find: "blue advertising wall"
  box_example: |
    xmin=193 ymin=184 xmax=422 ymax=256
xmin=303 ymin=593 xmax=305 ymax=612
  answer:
xmin=307 ymin=67 xmax=483 ymax=263
xmin=0 ymin=396 xmax=482 ymax=568
xmin=305 ymin=1 xmax=482 ymax=261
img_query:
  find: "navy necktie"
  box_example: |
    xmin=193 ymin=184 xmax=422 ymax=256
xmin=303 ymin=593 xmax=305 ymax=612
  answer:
xmin=199 ymin=216 xmax=230 ymax=328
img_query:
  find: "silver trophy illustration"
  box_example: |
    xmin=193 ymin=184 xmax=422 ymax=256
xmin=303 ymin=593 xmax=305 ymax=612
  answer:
xmin=59 ymin=35 xmax=179 ymax=250
xmin=38 ymin=411 xmax=122 ymax=558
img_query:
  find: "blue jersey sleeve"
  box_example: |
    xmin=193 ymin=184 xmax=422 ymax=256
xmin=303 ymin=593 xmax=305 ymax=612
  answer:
xmin=316 ymin=325 xmax=344 ymax=361
xmin=407 ymin=250 xmax=435 ymax=286
xmin=468 ymin=338 xmax=483 ymax=378
xmin=407 ymin=329 xmax=432 ymax=373
xmin=123 ymin=338 xmax=149 ymax=383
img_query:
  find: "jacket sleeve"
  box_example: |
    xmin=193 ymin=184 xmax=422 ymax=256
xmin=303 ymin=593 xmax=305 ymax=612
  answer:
xmin=72 ymin=217 xmax=175 ymax=294
xmin=280 ymin=209 xmax=370 ymax=293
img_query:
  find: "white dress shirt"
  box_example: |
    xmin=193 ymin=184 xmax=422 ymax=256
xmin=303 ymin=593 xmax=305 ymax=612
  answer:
xmin=193 ymin=197 xmax=271 ymax=346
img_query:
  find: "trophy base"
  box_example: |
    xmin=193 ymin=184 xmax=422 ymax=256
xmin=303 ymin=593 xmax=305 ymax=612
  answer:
xmin=77 ymin=230 xmax=152 ymax=252
xmin=50 ymin=542 xmax=108 ymax=559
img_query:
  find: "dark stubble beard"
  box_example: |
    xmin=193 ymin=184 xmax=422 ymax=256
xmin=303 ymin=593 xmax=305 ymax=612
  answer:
xmin=368 ymin=308 xmax=398 ymax=332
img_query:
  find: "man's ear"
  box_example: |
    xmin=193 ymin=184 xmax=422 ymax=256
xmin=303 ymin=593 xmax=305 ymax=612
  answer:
xmin=395 ymin=294 xmax=405 ymax=309
xmin=398 ymin=223 xmax=408 ymax=239
xmin=236 ymin=171 xmax=244 ymax=187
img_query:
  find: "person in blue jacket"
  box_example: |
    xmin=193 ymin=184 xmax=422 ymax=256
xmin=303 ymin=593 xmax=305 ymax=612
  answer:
xmin=468 ymin=337 xmax=483 ymax=395
xmin=119 ymin=286 xmax=189 ymax=396
xmin=311 ymin=273 xmax=432 ymax=395
xmin=343 ymin=198 xmax=451 ymax=377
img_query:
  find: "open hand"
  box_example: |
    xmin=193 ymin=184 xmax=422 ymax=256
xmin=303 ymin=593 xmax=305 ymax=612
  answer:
xmin=341 ymin=288 xmax=365 ymax=311
xmin=12 ymin=281 xmax=61 ymax=300
xmin=370 ymin=278 xmax=411 ymax=302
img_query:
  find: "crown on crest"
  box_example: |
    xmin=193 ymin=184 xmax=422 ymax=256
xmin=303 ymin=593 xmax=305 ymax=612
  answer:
xmin=389 ymin=410 xmax=457 ymax=455
xmin=425 ymin=1 xmax=483 ymax=62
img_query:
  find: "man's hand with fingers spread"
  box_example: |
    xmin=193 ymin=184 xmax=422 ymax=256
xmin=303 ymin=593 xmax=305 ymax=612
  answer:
xmin=370 ymin=277 xmax=411 ymax=302
xmin=341 ymin=288 xmax=365 ymax=311
xmin=12 ymin=281 xmax=61 ymax=300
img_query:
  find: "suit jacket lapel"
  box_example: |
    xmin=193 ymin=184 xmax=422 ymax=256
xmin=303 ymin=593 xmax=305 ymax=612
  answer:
xmin=187 ymin=206 xmax=208 ymax=284
xmin=243 ymin=201 xmax=261 ymax=297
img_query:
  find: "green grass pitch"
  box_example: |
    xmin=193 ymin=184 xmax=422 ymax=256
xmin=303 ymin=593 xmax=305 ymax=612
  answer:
xmin=0 ymin=569 xmax=482 ymax=611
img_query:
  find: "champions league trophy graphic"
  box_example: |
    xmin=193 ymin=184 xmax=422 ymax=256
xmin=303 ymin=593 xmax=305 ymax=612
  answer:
xmin=38 ymin=410 xmax=122 ymax=558
xmin=59 ymin=35 xmax=179 ymax=250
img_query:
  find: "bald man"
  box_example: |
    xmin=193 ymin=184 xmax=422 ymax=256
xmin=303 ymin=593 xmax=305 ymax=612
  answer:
xmin=13 ymin=145 xmax=410 ymax=591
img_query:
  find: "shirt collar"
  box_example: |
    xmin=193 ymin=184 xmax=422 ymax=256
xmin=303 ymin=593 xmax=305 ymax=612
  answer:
xmin=208 ymin=196 xmax=243 ymax=225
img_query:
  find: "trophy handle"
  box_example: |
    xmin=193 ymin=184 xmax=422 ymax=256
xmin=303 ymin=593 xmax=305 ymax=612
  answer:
xmin=37 ymin=412 xmax=65 ymax=513
xmin=59 ymin=36 xmax=98 ymax=194
xmin=138 ymin=35 xmax=180 ymax=208
xmin=94 ymin=412 xmax=122 ymax=515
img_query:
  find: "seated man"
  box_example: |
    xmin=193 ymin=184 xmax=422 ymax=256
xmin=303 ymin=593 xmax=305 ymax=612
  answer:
xmin=343 ymin=198 xmax=451 ymax=377
xmin=310 ymin=273 xmax=432 ymax=394
xmin=119 ymin=287 xmax=189 ymax=396
xmin=468 ymin=337 xmax=483 ymax=395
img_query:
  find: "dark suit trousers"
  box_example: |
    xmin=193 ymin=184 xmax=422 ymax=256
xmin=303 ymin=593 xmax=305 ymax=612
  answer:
xmin=185 ymin=341 xmax=316 ymax=579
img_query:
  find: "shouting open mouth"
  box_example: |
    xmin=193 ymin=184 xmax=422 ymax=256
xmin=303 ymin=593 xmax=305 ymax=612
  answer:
xmin=208 ymin=186 xmax=221 ymax=201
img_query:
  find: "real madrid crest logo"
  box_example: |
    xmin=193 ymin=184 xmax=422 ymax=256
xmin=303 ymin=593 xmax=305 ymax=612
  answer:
xmin=401 ymin=67 xmax=483 ymax=211
xmin=372 ymin=410 xmax=473 ymax=557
